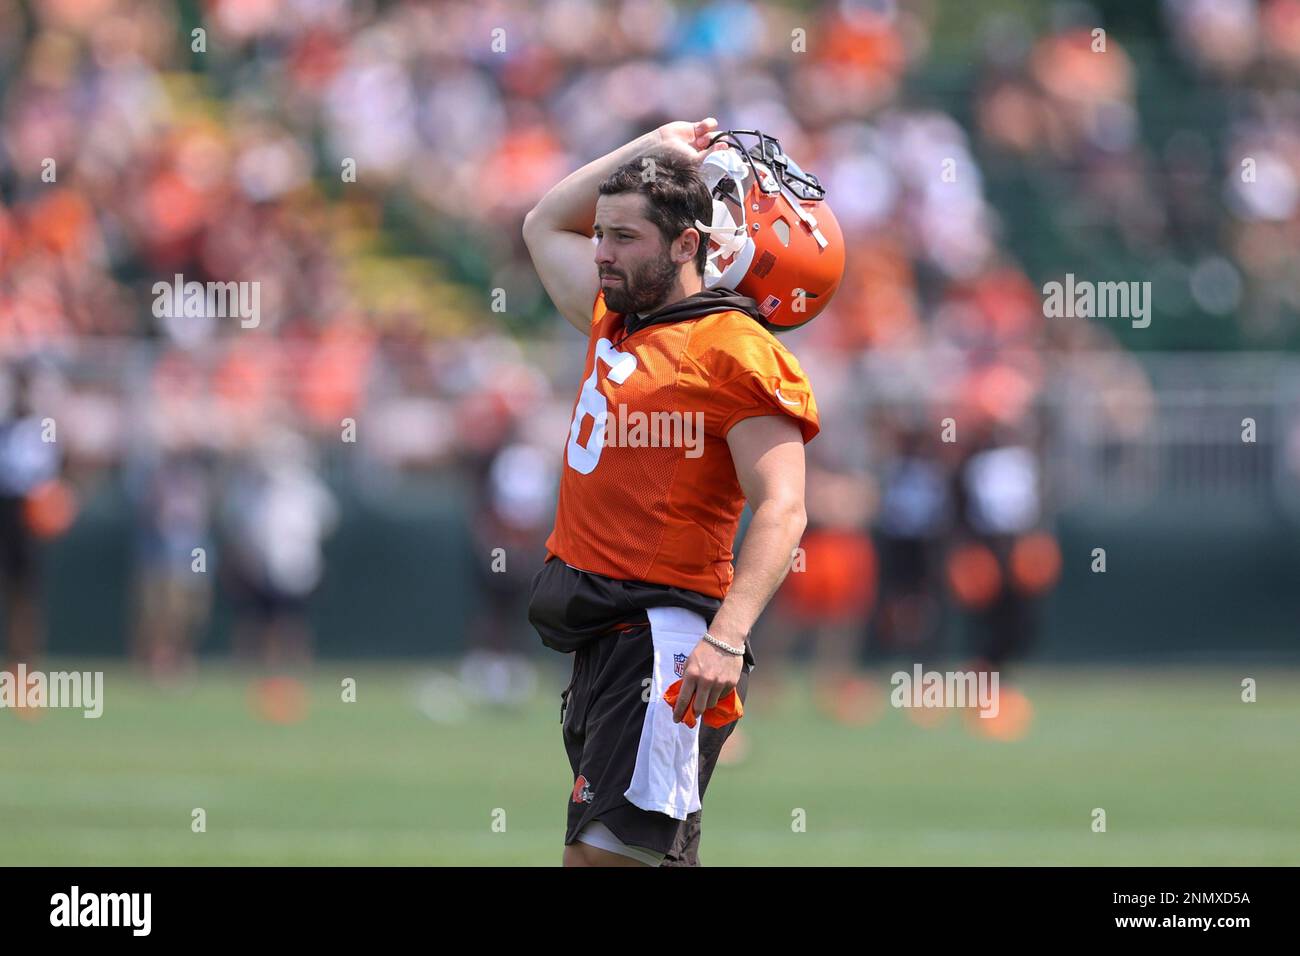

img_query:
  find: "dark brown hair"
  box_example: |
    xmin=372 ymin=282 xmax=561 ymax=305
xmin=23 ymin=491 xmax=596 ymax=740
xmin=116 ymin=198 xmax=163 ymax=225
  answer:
xmin=598 ymin=150 xmax=712 ymax=276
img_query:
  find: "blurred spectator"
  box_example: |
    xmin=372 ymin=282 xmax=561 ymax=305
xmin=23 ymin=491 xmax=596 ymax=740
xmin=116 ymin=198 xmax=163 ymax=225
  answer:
xmin=127 ymin=447 xmax=214 ymax=683
xmin=0 ymin=361 xmax=74 ymax=669
xmin=217 ymin=427 xmax=338 ymax=671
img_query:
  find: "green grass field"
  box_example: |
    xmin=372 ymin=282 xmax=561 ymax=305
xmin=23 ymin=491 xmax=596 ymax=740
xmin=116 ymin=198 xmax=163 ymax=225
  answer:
xmin=2 ymin=662 xmax=1297 ymax=865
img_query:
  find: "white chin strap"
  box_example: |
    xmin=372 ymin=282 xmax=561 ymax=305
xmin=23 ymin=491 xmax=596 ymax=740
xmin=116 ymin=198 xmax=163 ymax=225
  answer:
xmin=695 ymin=149 xmax=752 ymax=283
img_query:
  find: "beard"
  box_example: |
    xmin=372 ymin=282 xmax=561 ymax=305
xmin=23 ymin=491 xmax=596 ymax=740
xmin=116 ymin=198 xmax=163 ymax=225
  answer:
xmin=600 ymin=247 xmax=680 ymax=316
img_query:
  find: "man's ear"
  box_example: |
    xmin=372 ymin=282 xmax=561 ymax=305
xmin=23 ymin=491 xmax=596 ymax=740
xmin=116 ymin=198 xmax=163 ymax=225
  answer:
xmin=675 ymin=227 xmax=701 ymax=265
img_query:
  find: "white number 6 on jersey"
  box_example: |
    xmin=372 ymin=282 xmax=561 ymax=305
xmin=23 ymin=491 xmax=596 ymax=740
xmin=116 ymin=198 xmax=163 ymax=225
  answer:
xmin=566 ymin=338 xmax=638 ymax=475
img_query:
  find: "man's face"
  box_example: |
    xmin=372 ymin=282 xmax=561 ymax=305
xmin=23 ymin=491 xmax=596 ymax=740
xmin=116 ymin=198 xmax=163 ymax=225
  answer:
xmin=593 ymin=193 xmax=684 ymax=315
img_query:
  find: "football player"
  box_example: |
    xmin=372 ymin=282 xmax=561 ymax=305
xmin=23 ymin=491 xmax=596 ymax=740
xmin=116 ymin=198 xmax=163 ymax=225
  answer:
xmin=523 ymin=118 xmax=839 ymax=866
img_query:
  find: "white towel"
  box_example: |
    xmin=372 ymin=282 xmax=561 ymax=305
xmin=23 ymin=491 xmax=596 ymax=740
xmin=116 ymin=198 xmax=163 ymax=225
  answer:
xmin=623 ymin=606 xmax=707 ymax=820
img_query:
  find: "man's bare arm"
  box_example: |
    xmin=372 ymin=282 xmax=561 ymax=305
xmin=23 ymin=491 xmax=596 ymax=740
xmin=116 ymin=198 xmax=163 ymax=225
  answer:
xmin=712 ymin=414 xmax=808 ymax=659
xmin=672 ymin=414 xmax=807 ymax=720
xmin=522 ymin=118 xmax=723 ymax=332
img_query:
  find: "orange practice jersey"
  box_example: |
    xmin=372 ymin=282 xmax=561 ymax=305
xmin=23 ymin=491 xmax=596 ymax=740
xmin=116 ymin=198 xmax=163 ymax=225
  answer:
xmin=544 ymin=291 xmax=820 ymax=598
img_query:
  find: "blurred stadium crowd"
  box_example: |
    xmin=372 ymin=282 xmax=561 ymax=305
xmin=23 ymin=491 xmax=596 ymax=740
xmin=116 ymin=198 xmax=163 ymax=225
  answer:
xmin=2 ymin=0 xmax=1297 ymax=728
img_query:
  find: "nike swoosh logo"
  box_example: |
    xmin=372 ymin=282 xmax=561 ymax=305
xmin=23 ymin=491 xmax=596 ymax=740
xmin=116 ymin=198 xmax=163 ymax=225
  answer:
xmin=775 ymin=388 xmax=801 ymax=407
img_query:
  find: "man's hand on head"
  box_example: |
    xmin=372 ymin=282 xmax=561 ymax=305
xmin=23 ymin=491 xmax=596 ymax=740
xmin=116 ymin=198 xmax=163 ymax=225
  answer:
xmin=655 ymin=118 xmax=732 ymax=165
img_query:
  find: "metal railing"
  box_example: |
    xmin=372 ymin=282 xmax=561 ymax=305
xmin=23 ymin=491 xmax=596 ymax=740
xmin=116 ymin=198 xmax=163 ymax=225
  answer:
xmin=7 ymin=342 xmax=1299 ymax=510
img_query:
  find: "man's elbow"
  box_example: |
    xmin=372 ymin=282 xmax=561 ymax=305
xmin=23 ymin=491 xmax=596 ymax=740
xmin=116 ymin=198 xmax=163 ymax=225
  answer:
xmin=790 ymin=503 xmax=808 ymax=539
xmin=522 ymin=205 xmax=551 ymax=246
xmin=758 ymin=495 xmax=807 ymax=537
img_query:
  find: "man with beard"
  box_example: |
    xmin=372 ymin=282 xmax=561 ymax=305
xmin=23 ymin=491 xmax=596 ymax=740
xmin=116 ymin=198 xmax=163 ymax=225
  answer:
xmin=522 ymin=118 xmax=819 ymax=866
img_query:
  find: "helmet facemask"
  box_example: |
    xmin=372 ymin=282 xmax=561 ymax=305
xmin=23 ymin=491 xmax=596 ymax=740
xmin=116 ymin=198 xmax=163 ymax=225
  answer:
xmin=695 ymin=147 xmax=753 ymax=286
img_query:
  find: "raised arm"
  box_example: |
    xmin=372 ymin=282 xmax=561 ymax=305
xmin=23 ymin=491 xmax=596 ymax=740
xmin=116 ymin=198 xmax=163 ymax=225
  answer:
xmin=522 ymin=118 xmax=724 ymax=332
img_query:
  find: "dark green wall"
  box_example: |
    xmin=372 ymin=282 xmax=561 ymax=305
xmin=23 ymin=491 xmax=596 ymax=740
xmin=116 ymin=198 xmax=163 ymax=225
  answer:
xmin=11 ymin=475 xmax=1298 ymax=663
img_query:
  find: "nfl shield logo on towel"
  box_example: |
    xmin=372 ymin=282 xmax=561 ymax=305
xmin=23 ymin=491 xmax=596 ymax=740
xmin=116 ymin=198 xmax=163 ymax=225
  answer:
xmin=673 ymin=652 xmax=689 ymax=677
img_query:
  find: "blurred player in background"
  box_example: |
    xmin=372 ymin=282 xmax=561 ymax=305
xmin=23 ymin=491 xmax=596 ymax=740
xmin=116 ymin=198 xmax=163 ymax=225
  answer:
xmin=217 ymin=426 xmax=338 ymax=722
xmin=461 ymin=423 xmax=556 ymax=708
xmin=0 ymin=362 xmax=75 ymax=678
xmin=128 ymin=447 xmax=215 ymax=684
xmin=757 ymin=464 xmax=881 ymax=727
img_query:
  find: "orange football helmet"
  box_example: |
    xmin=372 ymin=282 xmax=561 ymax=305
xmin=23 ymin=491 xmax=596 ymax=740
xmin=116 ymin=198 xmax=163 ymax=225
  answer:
xmin=695 ymin=129 xmax=845 ymax=332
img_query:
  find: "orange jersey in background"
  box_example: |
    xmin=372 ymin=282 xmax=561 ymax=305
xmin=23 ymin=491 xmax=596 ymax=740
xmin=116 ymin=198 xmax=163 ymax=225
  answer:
xmin=544 ymin=290 xmax=819 ymax=598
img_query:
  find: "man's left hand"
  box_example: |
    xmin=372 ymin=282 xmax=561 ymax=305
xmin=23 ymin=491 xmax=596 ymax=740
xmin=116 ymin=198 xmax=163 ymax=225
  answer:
xmin=672 ymin=637 xmax=744 ymax=723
